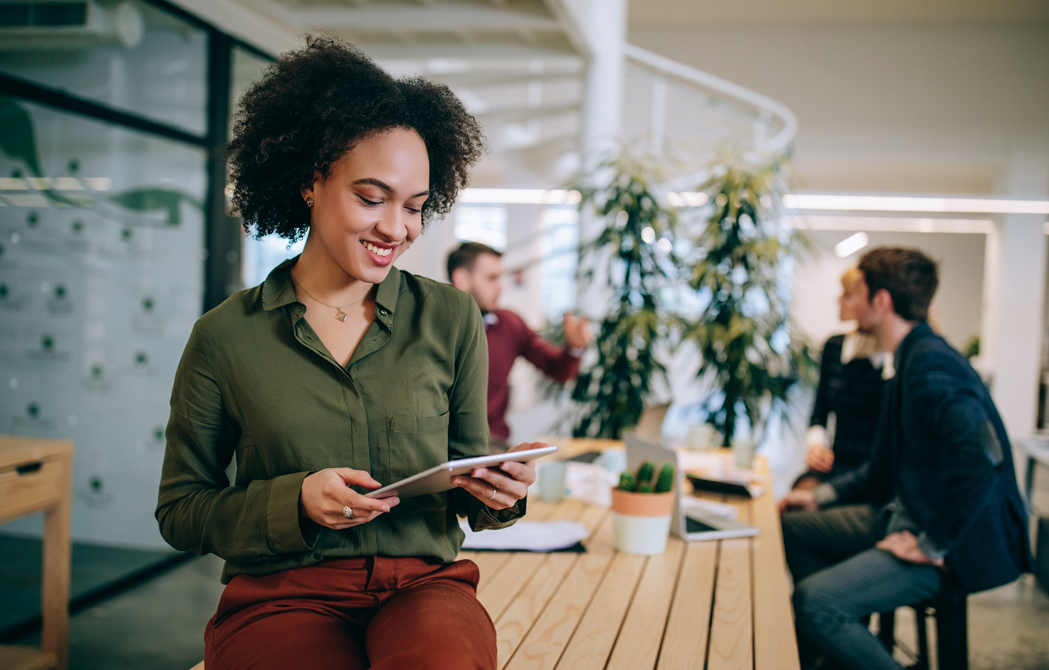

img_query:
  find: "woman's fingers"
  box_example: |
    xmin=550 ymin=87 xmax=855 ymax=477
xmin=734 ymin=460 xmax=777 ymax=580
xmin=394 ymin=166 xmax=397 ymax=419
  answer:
xmin=498 ymin=459 xmax=537 ymax=485
xmin=452 ymin=474 xmax=515 ymax=510
xmin=333 ymin=467 xmax=382 ymax=489
xmin=468 ymin=467 xmax=529 ymax=499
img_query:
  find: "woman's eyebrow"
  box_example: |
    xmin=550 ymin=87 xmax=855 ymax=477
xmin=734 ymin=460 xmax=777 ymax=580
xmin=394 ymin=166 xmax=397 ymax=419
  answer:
xmin=353 ymin=177 xmax=429 ymax=198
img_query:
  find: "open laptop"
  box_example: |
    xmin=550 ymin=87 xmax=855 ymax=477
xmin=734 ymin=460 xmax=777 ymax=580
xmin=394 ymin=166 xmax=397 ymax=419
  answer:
xmin=624 ymin=432 xmax=759 ymax=541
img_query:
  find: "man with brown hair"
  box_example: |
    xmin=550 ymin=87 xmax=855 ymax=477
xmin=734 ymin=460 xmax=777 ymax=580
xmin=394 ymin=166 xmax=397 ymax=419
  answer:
xmin=448 ymin=242 xmax=592 ymax=449
xmin=780 ymin=247 xmax=1031 ymax=669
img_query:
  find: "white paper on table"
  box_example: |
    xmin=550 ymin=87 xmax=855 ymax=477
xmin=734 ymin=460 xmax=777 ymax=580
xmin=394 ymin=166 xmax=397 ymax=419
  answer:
xmin=459 ymin=519 xmax=591 ymax=552
xmin=565 ymin=462 xmax=617 ymax=507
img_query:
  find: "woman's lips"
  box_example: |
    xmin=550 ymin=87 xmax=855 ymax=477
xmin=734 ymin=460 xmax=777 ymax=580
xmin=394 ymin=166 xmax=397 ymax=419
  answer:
xmin=361 ymin=240 xmax=396 ymax=266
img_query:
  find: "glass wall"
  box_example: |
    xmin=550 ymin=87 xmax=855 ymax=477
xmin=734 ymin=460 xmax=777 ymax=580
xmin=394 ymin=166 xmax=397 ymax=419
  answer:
xmin=0 ymin=3 xmax=270 ymax=549
xmin=0 ymin=0 xmax=209 ymax=135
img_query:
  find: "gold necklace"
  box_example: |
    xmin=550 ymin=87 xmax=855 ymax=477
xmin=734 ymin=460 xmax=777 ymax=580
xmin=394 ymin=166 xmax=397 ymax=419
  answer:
xmin=294 ymin=280 xmax=369 ymax=323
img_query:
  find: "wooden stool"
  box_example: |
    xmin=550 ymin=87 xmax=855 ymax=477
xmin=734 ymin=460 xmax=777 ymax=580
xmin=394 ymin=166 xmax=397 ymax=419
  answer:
xmin=0 ymin=436 xmax=74 ymax=670
xmin=878 ymin=589 xmax=969 ymax=670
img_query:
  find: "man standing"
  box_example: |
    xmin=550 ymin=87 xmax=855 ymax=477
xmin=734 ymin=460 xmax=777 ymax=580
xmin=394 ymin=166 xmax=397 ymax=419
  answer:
xmin=779 ymin=247 xmax=1031 ymax=670
xmin=448 ymin=242 xmax=592 ymax=450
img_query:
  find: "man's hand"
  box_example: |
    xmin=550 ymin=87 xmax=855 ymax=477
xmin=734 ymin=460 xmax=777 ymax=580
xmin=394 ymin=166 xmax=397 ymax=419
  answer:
xmin=876 ymin=531 xmax=945 ymax=567
xmin=452 ymin=442 xmax=542 ymax=510
xmin=806 ymin=445 xmax=835 ymax=473
xmin=779 ymin=488 xmax=819 ymax=513
xmin=563 ymin=313 xmax=592 ymax=350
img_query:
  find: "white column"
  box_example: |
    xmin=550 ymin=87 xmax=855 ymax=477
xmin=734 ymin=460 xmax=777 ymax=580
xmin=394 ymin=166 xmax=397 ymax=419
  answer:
xmin=981 ymin=149 xmax=1049 ymax=439
xmin=576 ymin=0 xmax=627 ymax=317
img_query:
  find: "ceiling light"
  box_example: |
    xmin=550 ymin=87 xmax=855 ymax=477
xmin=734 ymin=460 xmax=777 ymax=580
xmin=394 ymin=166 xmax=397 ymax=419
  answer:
xmin=835 ymin=232 xmax=869 ymax=258
xmin=460 ymin=188 xmax=580 ymax=205
xmin=783 ymin=194 xmax=1049 ymax=215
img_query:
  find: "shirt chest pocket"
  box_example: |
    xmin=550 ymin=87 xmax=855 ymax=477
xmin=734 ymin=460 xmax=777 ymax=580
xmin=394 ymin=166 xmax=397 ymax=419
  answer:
xmin=384 ymin=412 xmax=450 ymax=514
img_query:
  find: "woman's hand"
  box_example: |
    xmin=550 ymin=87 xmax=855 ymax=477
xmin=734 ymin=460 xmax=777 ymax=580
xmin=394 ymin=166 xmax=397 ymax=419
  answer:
xmin=452 ymin=441 xmax=542 ymax=510
xmin=300 ymin=468 xmax=399 ymax=530
xmin=806 ymin=445 xmax=835 ymax=473
xmin=876 ymin=531 xmax=945 ymax=568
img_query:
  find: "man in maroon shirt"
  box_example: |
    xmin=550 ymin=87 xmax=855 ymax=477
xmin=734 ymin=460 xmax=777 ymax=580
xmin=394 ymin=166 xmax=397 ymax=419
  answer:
xmin=448 ymin=242 xmax=592 ymax=450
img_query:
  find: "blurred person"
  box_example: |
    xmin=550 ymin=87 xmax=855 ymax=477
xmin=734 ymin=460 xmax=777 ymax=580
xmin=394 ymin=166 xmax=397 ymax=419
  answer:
xmin=792 ymin=267 xmax=892 ymax=493
xmin=447 ymin=242 xmax=592 ymax=450
xmin=156 ymin=38 xmax=543 ymax=670
xmin=779 ymin=247 xmax=1031 ymax=670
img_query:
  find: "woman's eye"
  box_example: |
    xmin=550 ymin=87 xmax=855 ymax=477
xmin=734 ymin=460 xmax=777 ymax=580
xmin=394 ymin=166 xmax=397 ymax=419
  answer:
xmin=357 ymin=195 xmax=381 ymax=206
xmin=406 ymin=207 xmax=422 ymax=215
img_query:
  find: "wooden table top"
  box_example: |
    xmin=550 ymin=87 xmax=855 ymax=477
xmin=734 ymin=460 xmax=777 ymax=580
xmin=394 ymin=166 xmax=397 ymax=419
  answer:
xmin=458 ymin=439 xmax=801 ymax=670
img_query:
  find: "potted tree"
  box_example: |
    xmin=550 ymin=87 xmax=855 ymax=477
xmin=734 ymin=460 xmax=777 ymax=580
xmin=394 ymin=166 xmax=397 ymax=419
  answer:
xmin=611 ymin=461 xmax=677 ymax=555
xmin=568 ymin=153 xmax=679 ymax=439
xmin=681 ymin=157 xmax=816 ymax=457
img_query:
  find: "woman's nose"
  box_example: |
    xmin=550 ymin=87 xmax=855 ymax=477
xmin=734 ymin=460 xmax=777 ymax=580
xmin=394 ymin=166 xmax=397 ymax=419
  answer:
xmin=375 ymin=207 xmax=408 ymax=241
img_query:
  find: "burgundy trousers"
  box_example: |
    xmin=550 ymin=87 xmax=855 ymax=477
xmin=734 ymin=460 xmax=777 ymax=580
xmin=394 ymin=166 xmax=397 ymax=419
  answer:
xmin=204 ymin=557 xmax=496 ymax=670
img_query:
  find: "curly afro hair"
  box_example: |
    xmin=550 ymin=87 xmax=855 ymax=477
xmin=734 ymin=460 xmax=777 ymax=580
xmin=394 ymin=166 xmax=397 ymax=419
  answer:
xmin=226 ymin=36 xmax=486 ymax=241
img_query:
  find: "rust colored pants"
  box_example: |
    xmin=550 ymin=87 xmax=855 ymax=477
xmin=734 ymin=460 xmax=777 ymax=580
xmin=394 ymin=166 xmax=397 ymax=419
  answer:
xmin=204 ymin=557 xmax=495 ymax=670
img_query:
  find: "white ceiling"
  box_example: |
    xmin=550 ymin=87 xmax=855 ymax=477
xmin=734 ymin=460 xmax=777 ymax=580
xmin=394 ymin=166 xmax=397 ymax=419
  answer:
xmin=628 ymin=0 xmax=1049 ymax=27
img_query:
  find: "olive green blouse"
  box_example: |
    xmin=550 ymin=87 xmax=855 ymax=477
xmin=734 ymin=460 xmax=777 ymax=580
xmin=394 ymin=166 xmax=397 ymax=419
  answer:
xmin=156 ymin=258 xmax=524 ymax=584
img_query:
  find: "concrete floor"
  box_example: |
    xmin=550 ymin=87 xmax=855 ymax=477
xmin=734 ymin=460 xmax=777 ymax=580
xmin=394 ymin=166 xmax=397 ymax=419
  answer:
xmin=16 ymin=554 xmax=225 ymax=670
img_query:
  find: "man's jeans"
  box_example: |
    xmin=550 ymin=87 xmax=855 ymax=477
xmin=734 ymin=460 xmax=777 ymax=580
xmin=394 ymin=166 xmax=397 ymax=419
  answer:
xmin=782 ymin=505 xmax=943 ymax=670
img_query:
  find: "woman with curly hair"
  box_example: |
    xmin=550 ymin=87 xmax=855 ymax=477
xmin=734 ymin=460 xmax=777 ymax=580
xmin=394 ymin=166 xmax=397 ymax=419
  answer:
xmin=156 ymin=37 xmax=539 ymax=669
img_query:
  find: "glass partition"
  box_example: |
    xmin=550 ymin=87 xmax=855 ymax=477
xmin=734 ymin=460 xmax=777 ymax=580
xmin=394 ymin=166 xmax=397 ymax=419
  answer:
xmin=0 ymin=0 xmax=208 ymax=135
xmin=0 ymin=96 xmax=206 ymax=546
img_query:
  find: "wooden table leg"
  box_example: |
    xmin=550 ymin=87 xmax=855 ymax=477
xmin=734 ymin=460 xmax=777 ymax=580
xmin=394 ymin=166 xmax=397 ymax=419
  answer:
xmin=41 ymin=461 xmax=71 ymax=670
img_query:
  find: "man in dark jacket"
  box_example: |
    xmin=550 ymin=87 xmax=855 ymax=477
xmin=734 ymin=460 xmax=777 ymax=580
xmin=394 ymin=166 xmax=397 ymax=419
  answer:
xmin=780 ymin=247 xmax=1031 ymax=670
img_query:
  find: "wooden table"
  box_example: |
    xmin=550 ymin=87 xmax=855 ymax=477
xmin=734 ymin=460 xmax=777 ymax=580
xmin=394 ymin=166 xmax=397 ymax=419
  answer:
xmin=190 ymin=438 xmax=799 ymax=670
xmin=0 ymin=436 xmax=74 ymax=670
xmin=458 ymin=439 xmax=800 ymax=670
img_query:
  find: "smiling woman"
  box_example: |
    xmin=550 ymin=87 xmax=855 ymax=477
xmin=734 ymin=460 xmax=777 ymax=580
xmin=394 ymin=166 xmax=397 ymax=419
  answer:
xmin=156 ymin=37 xmax=542 ymax=670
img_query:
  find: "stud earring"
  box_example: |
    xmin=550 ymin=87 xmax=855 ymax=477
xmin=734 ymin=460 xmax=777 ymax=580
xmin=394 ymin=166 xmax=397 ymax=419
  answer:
xmin=305 ymin=196 xmax=314 ymax=208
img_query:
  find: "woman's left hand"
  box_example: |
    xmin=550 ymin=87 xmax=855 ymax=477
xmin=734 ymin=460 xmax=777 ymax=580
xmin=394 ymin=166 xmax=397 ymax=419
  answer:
xmin=452 ymin=441 xmax=543 ymax=510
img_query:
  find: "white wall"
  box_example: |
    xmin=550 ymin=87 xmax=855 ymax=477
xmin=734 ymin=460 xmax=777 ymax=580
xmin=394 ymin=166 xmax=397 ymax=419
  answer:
xmin=628 ymin=23 xmax=1049 ymax=190
xmin=791 ymin=230 xmax=986 ymax=352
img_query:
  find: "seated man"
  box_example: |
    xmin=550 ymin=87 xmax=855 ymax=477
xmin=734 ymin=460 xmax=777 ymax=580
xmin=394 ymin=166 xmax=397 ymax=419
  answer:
xmin=448 ymin=242 xmax=592 ymax=450
xmin=779 ymin=247 xmax=1031 ymax=670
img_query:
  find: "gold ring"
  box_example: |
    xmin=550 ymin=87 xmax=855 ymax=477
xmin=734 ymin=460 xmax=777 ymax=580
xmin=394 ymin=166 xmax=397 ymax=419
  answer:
xmin=342 ymin=505 xmax=354 ymax=520
xmin=487 ymin=486 xmax=497 ymax=500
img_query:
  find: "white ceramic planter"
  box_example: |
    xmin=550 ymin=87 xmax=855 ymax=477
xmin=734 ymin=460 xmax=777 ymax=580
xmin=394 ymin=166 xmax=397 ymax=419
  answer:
xmin=612 ymin=512 xmax=673 ymax=555
xmin=610 ymin=489 xmax=675 ymax=555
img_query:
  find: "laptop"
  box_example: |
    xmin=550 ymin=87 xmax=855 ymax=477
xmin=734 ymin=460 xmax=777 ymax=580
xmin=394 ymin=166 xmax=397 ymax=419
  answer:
xmin=623 ymin=433 xmax=759 ymax=542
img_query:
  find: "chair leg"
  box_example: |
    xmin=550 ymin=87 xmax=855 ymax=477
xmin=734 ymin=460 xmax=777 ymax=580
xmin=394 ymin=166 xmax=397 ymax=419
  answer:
xmin=935 ymin=595 xmax=969 ymax=670
xmin=914 ymin=606 xmax=930 ymax=670
xmin=877 ymin=610 xmax=896 ymax=653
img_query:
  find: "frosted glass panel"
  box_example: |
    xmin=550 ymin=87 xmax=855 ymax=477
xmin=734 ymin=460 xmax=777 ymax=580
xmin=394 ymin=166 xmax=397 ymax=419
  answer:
xmin=0 ymin=97 xmax=205 ymax=548
xmin=0 ymin=0 xmax=208 ymax=135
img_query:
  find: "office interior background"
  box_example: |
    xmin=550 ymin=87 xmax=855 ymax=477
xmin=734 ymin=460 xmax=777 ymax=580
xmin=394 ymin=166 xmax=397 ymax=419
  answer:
xmin=0 ymin=0 xmax=1048 ymax=668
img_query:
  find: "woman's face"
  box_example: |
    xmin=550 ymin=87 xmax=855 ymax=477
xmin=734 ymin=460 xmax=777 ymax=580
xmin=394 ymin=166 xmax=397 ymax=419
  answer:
xmin=305 ymin=128 xmax=429 ymax=285
xmin=838 ymin=276 xmax=868 ymax=323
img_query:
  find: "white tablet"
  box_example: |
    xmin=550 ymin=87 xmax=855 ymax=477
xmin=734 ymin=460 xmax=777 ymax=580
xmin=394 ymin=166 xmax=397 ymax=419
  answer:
xmin=365 ymin=445 xmax=558 ymax=499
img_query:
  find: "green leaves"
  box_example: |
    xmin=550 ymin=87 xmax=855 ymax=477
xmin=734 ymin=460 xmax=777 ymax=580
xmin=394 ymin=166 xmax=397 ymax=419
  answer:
xmin=570 ymin=153 xmax=678 ymax=439
xmin=0 ymin=97 xmax=42 ymax=178
xmin=683 ymin=158 xmax=816 ymax=445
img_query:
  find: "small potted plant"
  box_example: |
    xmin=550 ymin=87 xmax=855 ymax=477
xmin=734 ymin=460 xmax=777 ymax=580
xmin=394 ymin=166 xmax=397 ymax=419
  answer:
xmin=611 ymin=461 xmax=676 ymax=555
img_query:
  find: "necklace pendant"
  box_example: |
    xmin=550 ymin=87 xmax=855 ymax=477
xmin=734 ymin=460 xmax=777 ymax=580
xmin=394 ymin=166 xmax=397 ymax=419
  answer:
xmin=335 ymin=309 xmax=348 ymax=322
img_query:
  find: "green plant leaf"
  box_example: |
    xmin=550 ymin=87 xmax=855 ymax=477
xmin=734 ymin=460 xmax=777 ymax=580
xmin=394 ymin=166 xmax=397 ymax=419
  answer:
xmin=0 ymin=97 xmax=42 ymax=177
xmin=107 ymin=188 xmax=203 ymax=225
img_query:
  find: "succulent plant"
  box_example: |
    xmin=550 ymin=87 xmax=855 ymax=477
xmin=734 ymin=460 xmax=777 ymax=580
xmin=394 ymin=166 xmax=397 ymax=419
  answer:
xmin=616 ymin=461 xmax=675 ymax=494
xmin=635 ymin=461 xmax=655 ymax=490
xmin=617 ymin=471 xmax=636 ymax=492
xmin=654 ymin=462 xmax=676 ymax=493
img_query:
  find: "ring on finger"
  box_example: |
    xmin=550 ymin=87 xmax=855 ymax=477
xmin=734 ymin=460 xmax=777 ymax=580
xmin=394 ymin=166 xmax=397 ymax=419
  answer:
xmin=342 ymin=505 xmax=354 ymax=520
xmin=487 ymin=486 xmax=498 ymax=500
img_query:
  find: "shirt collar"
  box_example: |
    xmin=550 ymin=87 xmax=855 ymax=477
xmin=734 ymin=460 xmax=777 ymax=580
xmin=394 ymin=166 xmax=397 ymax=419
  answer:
xmin=483 ymin=312 xmax=499 ymax=328
xmin=261 ymin=255 xmax=401 ymax=323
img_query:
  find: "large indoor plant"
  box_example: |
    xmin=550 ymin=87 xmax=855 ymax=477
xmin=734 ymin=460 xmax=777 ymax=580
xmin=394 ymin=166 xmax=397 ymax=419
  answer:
xmin=567 ymin=153 xmax=679 ymax=439
xmin=682 ymin=157 xmax=816 ymax=448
